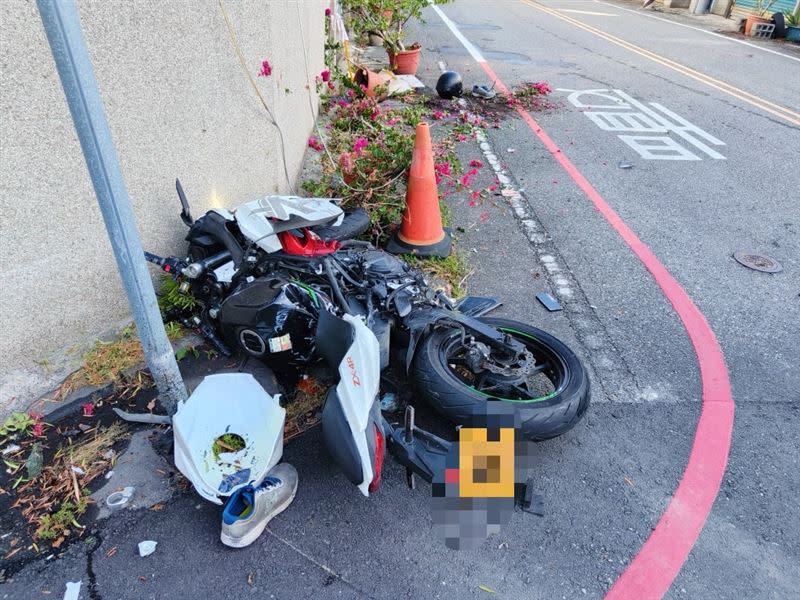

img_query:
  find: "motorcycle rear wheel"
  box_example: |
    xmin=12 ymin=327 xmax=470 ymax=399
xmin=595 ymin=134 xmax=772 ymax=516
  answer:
xmin=412 ymin=317 xmax=590 ymax=441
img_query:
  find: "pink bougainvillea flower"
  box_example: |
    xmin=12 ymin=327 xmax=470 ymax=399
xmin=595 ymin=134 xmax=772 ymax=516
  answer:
xmin=32 ymin=422 xmax=45 ymax=437
xmin=28 ymin=410 xmax=44 ymax=422
xmin=320 ymin=69 xmax=331 ymax=82
xmin=346 ymin=88 xmax=355 ymax=99
xmin=353 ymin=137 xmax=369 ymax=156
xmin=434 ymin=162 xmax=452 ymax=177
xmin=308 ymin=137 xmax=324 ymax=151
xmin=460 ymin=173 xmax=472 ymax=187
xmin=456 ymin=133 xmax=467 ymax=142
xmin=468 ymin=199 xmax=477 ymax=208
xmin=470 ymin=190 xmax=481 ymax=200
xmin=327 ymin=81 xmax=335 ymax=91
xmin=325 ymin=7 xmax=331 ymax=16
xmin=82 ymin=402 xmax=94 ymax=417
xmin=469 ymin=159 xmax=484 ymax=168
xmin=432 ymin=110 xmax=446 ymax=120
xmin=487 ymin=183 xmax=499 ymax=192
xmin=258 ymin=59 xmax=272 ymax=78
xmin=466 ymin=168 xmax=478 ymax=177
xmin=479 ymin=210 xmax=490 ymax=223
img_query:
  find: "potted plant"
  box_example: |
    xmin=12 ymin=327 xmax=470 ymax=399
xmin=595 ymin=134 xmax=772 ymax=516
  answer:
xmin=343 ymin=0 xmax=452 ymax=75
xmin=786 ymin=7 xmax=800 ymax=42
xmin=744 ymin=0 xmax=779 ymax=35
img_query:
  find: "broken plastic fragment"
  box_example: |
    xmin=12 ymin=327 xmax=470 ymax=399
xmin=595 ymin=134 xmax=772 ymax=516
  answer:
xmin=380 ymin=393 xmax=399 ymax=412
xmin=106 ymin=486 xmax=135 ymax=511
xmin=63 ymin=580 xmax=82 ymax=600
xmin=138 ymin=540 xmax=157 ymax=557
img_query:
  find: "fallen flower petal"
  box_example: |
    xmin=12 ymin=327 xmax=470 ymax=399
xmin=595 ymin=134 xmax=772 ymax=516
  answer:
xmin=82 ymin=403 xmax=94 ymax=417
xmin=258 ymin=59 xmax=272 ymax=78
xmin=469 ymin=159 xmax=484 ymax=168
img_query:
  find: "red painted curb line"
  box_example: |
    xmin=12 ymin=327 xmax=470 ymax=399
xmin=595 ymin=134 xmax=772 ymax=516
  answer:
xmin=479 ymin=62 xmax=735 ymax=600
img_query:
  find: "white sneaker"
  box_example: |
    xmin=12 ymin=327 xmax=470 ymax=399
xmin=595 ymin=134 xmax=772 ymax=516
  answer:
xmin=220 ymin=463 xmax=298 ymax=548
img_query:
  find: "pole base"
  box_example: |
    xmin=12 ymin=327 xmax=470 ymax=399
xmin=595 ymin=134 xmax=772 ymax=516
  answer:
xmin=385 ymin=228 xmax=452 ymax=258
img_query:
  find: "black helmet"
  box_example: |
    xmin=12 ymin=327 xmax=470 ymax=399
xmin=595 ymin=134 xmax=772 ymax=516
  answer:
xmin=436 ymin=71 xmax=463 ymax=99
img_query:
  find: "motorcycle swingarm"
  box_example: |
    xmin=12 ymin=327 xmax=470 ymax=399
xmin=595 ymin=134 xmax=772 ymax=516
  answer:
xmin=402 ymin=308 xmax=526 ymax=370
xmin=382 ymin=407 xmax=450 ymax=489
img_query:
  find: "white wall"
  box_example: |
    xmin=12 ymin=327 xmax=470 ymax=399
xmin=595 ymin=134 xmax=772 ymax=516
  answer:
xmin=0 ymin=0 xmax=327 ymax=413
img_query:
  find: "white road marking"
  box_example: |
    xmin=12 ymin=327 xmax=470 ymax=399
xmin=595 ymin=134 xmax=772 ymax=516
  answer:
xmin=559 ymin=88 xmax=726 ymax=160
xmin=593 ymin=0 xmax=800 ymax=64
xmin=430 ymin=4 xmax=486 ymax=63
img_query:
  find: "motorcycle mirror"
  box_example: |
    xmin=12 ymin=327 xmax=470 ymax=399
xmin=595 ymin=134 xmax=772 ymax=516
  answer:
xmin=176 ymin=178 xmax=193 ymax=226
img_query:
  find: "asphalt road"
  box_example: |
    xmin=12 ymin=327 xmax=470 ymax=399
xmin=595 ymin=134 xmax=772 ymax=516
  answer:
xmin=4 ymin=2 xmax=799 ymax=599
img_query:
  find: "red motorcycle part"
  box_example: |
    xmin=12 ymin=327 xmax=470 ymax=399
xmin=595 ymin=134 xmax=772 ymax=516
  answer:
xmin=278 ymin=228 xmax=341 ymax=256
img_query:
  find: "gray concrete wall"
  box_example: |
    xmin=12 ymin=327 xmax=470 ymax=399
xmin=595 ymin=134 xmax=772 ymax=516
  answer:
xmin=0 ymin=0 xmax=326 ymax=413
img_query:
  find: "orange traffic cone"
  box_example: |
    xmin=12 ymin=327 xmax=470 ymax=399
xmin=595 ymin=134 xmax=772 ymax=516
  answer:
xmin=386 ymin=122 xmax=452 ymax=257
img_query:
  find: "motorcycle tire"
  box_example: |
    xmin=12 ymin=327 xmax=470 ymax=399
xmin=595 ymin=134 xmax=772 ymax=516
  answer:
xmin=412 ymin=317 xmax=590 ymax=441
xmin=313 ymin=208 xmax=370 ymax=241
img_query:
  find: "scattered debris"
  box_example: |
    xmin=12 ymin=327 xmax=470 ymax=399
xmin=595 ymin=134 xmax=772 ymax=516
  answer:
xmin=112 ymin=407 xmax=171 ymax=425
xmin=733 ymin=251 xmax=783 ymax=273
xmin=507 ymin=148 xmax=516 ymax=153
xmin=62 ymin=580 xmax=81 ymax=600
xmin=536 ymin=292 xmax=562 ymax=312
xmin=138 ymin=540 xmax=157 ymax=557
xmin=105 ymin=470 xmax=115 ymax=479
xmin=25 ymin=443 xmax=43 ymax=479
xmin=106 ymin=486 xmax=135 ymax=511
xmin=106 ymin=546 xmax=117 ymax=558
xmin=2 ymin=444 xmax=21 ymax=456
xmin=478 ymin=584 xmax=497 ymax=593
xmin=247 ymin=572 xmax=255 ymax=587
xmin=380 ymin=393 xmax=399 ymax=412
xmin=618 ymin=161 xmax=633 ymax=169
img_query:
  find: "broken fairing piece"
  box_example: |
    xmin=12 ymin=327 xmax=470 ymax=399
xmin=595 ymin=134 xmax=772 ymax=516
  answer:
xmin=63 ymin=580 xmax=82 ymax=600
xmin=536 ymin=292 xmax=562 ymax=312
xmin=112 ymin=407 xmax=171 ymax=425
xmin=172 ymin=373 xmax=285 ymax=504
xmin=138 ymin=540 xmax=157 ymax=557
xmin=106 ymin=486 xmax=135 ymax=511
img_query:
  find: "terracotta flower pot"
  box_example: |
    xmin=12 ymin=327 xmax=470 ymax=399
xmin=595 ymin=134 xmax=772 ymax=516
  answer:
xmin=354 ymin=66 xmax=390 ymax=99
xmin=387 ymin=46 xmax=422 ymax=75
xmin=744 ymin=15 xmax=770 ymax=35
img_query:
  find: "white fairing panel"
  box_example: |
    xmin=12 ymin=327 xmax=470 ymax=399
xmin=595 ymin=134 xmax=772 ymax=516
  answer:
xmin=235 ymin=196 xmax=344 ymax=253
xmin=173 ymin=373 xmax=285 ymax=504
xmin=337 ymin=314 xmax=380 ymax=496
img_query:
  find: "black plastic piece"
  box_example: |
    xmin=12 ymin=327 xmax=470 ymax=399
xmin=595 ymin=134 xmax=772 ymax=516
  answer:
xmin=382 ymin=412 xmax=451 ymax=485
xmin=536 ymin=292 xmax=562 ymax=312
xmin=176 ymin=178 xmax=193 ymax=226
xmin=321 ymin=387 xmax=364 ymax=485
xmin=455 ymin=296 xmax=502 ymax=317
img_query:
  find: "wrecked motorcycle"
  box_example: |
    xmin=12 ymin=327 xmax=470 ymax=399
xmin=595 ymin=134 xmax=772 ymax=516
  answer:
xmin=146 ymin=181 xmax=590 ymax=494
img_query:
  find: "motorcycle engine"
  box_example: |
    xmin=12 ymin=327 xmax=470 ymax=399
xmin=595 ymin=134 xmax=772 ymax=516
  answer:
xmin=217 ymin=279 xmax=319 ymax=371
xmin=362 ymin=250 xmax=409 ymax=279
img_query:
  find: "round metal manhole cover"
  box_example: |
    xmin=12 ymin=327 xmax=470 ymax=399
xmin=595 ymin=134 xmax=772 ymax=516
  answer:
xmin=733 ymin=251 xmax=783 ymax=273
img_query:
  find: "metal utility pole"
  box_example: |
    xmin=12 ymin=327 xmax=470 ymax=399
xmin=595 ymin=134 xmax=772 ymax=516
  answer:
xmin=37 ymin=0 xmax=187 ymax=413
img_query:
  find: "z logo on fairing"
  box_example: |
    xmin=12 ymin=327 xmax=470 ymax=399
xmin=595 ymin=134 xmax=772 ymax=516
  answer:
xmin=346 ymin=356 xmax=361 ymax=387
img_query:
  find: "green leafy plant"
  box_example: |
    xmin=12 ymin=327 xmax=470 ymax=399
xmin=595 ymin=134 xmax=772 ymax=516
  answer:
xmin=0 ymin=412 xmax=35 ymax=438
xmin=158 ymin=273 xmax=198 ymax=313
xmin=785 ymin=7 xmax=800 ymax=26
xmin=342 ymin=0 xmax=452 ymax=52
xmin=36 ymin=497 xmax=89 ymax=541
xmin=753 ymin=0 xmax=779 ymax=17
xmin=212 ymin=433 xmax=246 ymax=460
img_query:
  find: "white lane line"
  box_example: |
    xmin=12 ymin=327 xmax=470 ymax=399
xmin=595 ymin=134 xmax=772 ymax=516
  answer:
xmin=593 ymin=0 xmax=800 ymax=63
xmin=430 ymin=4 xmax=486 ymax=62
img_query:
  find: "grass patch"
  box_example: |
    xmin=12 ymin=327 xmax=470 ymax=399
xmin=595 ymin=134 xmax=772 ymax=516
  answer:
xmin=54 ymin=323 xmax=187 ymax=401
xmin=211 ymin=433 xmax=246 ymax=460
xmin=405 ymin=253 xmax=471 ymax=298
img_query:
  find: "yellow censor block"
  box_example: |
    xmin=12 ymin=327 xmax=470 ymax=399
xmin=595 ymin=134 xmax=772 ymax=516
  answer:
xmin=458 ymin=427 xmax=515 ymax=498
